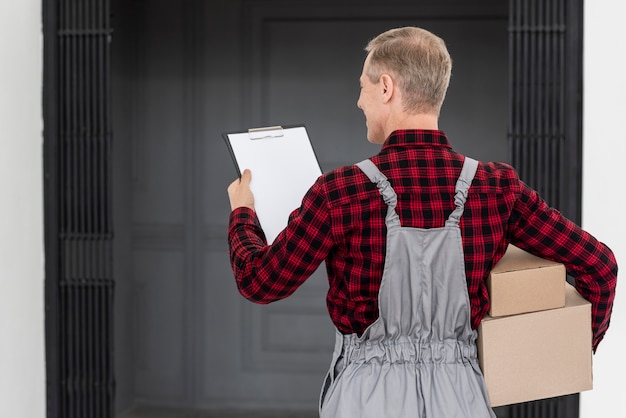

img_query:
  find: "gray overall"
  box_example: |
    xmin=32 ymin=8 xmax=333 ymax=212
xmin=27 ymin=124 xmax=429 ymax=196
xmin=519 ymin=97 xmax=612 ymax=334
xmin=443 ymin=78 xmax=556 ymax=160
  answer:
xmin=319 ymin=157 xmax=496 ymax=417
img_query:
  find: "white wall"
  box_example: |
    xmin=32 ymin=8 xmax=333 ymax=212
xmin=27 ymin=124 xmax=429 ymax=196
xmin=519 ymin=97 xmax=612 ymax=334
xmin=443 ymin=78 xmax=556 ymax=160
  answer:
xmin=0 ymin=1 xmax=46 ymax=417
xmin=581 ymin=1 xmax=626 ymax=417
xmin=0 ymin=1 xmax=621 ymax=417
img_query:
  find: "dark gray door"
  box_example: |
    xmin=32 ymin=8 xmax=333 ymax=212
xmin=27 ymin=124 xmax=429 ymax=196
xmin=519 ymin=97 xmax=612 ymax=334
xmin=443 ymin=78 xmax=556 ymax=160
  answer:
xmin=111 ymin=0 xmax=509 ymax=413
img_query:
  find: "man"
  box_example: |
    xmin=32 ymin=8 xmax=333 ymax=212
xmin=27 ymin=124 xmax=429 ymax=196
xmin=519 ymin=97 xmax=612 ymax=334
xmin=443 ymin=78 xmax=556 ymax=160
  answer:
xmin=227 ymin=27 xmax=617 ymax=417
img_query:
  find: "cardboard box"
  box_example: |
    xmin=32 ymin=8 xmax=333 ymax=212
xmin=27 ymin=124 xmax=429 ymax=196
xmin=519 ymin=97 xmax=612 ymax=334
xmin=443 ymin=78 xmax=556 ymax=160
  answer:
xmin=488 ymin=245 xmax=566 ymax=317
xmin=477 ymin=283 xmax=592 ymax=407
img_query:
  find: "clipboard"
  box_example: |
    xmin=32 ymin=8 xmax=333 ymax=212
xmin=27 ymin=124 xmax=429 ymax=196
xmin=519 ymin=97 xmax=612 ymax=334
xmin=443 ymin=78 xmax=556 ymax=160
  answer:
xmin=223 ymin=124 xmax=323 ymax=244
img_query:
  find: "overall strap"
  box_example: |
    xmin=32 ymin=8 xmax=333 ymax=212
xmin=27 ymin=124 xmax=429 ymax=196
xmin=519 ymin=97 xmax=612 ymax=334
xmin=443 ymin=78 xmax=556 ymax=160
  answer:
xmin=446 ymin=157 xmax=479 ymax=227
xmin=356 ymin=159 xmax=401 ymax=228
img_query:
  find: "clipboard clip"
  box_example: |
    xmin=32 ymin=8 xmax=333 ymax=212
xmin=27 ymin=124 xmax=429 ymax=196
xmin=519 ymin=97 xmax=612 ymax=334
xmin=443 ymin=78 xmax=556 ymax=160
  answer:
xmin=248 ymin=125 xmax=284 ymax=140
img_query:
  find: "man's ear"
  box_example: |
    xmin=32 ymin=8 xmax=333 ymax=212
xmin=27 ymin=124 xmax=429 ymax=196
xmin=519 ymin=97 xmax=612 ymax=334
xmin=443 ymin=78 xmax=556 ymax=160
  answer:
xmin=380 ymin=74 xmax=394 ymax=103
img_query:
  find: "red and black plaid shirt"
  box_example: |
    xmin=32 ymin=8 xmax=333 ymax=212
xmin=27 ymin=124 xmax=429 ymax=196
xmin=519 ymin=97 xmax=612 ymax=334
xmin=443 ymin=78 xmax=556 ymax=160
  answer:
xmin=228 ymin=130 xmax=617 ymax=351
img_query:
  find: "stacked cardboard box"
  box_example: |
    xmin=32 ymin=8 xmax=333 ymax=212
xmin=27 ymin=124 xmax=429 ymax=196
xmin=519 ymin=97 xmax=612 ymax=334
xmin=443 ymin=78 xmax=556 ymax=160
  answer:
xmin=487 ymin=245 xmax=566 ymax=317
xmin=477 ymin=245 xmax=593 ymax=407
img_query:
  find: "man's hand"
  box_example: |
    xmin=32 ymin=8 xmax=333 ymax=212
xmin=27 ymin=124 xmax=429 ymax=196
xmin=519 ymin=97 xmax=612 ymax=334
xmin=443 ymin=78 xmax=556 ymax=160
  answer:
xmin=227 ymin=169 xmax=255 ymax=211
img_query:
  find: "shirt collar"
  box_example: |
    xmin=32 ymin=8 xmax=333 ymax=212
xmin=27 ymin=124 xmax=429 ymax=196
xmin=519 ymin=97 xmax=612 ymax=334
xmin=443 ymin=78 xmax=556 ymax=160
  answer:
xmin=381 ymin=129 xmax=452 ymax=151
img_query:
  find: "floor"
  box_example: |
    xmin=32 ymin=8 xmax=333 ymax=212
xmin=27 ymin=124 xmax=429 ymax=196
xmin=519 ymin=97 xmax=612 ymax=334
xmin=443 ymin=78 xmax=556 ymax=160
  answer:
xmin=119 ymin=404 xmax=508 ymax=418
xmin=117 ymin=406 xmax=318 ymax=418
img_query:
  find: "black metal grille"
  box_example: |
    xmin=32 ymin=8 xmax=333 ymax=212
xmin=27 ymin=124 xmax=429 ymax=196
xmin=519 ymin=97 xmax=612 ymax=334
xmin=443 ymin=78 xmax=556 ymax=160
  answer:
xmin=505 ymin=0 xmax=582 ymax=416
xmin=509 ymin=394 xmax=580 ymax=418
xmin=508 ymin=0 xmax=582 ymax=223
xmin=44 ymin=0 xmax=115 ymax=416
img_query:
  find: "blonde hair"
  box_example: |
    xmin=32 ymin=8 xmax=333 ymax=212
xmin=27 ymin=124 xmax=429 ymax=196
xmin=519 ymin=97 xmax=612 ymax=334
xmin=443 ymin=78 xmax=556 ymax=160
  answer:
xmin=365 ymin=27 xmax=452 ymax=115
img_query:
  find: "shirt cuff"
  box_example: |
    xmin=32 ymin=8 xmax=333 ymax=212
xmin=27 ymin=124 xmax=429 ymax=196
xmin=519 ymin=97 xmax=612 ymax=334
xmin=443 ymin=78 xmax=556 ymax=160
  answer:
xmin=228 ymin=207 xmax=265 ymax=239
xmin=229 ymin=206 xmax=258 ymax=224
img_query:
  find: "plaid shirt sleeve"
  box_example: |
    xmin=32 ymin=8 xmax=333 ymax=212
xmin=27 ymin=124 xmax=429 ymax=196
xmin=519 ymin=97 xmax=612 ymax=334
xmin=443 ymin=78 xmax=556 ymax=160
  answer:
xmin=507 ymin=180 xmax=618 ymax=351
xmin=228 ymin=178 xmax=333 ymax=303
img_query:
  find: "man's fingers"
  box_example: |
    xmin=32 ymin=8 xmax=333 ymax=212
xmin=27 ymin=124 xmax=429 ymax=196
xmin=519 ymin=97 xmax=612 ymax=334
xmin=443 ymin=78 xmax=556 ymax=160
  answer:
xmin=227 ymin=169 xmax=255 ymax=211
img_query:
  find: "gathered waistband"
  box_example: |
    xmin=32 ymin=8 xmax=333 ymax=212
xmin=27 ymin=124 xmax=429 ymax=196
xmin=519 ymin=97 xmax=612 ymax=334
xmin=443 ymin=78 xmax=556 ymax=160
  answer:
xmin=336 ymin=333 xmax=478 ymax=365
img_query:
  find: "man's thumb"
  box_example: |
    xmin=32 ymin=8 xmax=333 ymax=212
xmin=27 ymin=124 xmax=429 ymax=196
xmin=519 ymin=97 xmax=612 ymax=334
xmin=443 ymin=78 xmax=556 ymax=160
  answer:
xmin=241 ymin=169 xmax=252 ymax=184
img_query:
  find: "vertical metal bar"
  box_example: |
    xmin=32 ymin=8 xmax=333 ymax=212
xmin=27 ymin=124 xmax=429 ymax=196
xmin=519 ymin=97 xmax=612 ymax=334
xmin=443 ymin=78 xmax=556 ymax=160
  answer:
xmin=72 ymin=284 xmax=79 ymax=418
xmin=95 ymin=1 xmax=102 ymax=412
xmin=542 ymin=0 xmax=550 ymax=203
xmin=545 ymin=0 xmax=552 ymax=205
xmin=80 ymin=2 xmax=88 ymax=413
xmin=550 ymin=0 xmax=559 ymax=207
xmin=529 ymin=0 xmax=537 ymax=189
xmin=105 ymin=0 xmax=114 ymax=412
xmin=556 ymin=0 xmax=564 ymax=207
xmin=91 ymin=4 xmax=99 ymax=414
xmin=77 ymin=1 xmax=84 ymax=415
xmin=94 ymin=282 xmax=100 ymax=418
xmin=542 ymin=0 xmax=548 ymax=201
xmin=89 ymin=283 xmax=95 ymax=418
xmin=80 ymin=283 xmax=86 ymax=418
xmin=557 ymin=0 xmax=564 ymax=210
xmin=105 ymin=0 xmax=113 ymax=238
xmin=514 ymin=0 xmax=522 ymax=167
xmin=547 ymin=398 xmax=554 ymax=418
xmin=69 ymin=2 xmax=78 ymax=413
xmin=567 ymin=0 xmax=583 ymax=224
xmin=95 ymin=279 xmax=102 ymax=417
xmin=109 ymin=282 xmax=115 ymax=417
xmin=86 ymin=1 xmax=92 ymax=413
xmin=551 ymin=0 xmax=560 ymax=208
xmin=558 ymin=0 xmax=566 ymax=139
xmin=44 ymin=0 xmax=60 ymax=413
xmin=510 ymin=0 xmax=515 ymax=163
xmin=88 ymin=6 xmax=96 ymax=416
xmin=521 ymin=0 xmax=529 ymax=180
xmin=66 ymin=0 xmax=74 ymax=297
xmin=86 ymin=0 xmax=92 ymax=244
xmin=543 ymin=0 xmax=550 ymax=203
xmin=57 ymin=0 xmax=68 ymax=413
xmin=508 ymin=0 xmax=514 ymax=165
xmin=96 ymin=0 xmax=104 ymax=413
xmin=99 ymin=0 xmax=106 ymax=284
xmin=64 ymin=285 xmax=70 ymax=416
xmin=513 ymin=0 xmax=521 ymax=168
xmin=537 ymin=0 xmax=546 ymax=197
xmin=101 ymin=284 xmax=106 ymax=418
xmin=90 ymin=1 xmax=97 ymax=411
xmin=79 ymin=0 xmax=87 ymax=289
xmin=58 ymin=0 xmax=65 ymax=241
xmin=71 ymin=0 xmax=79 ymax=289
xmin=104 ymin=0 xmax=113 ymax=413
xmin=92 ymin=0 xmax=100 ymax=288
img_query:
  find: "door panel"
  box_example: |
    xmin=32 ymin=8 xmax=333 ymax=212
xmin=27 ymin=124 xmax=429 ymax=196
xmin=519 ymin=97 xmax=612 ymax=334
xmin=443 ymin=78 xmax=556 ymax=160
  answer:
xmin=260 ymin=18 xmax=509 ymax=171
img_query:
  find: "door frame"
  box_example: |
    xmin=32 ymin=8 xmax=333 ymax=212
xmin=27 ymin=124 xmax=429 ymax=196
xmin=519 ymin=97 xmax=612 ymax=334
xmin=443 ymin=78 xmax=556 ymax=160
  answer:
xmin=42 ymin=0 xmax=584 ymax=416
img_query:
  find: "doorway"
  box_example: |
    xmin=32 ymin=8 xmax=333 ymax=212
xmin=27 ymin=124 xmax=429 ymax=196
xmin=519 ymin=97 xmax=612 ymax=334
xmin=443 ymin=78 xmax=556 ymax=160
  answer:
xmin=44 ymin=0 xmax=583 ymax=417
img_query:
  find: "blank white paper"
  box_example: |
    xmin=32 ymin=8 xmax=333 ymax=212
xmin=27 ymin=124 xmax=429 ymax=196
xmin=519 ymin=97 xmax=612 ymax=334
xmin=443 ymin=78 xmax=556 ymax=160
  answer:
xmin=225 ymin=126 xmax=322 ymax=244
